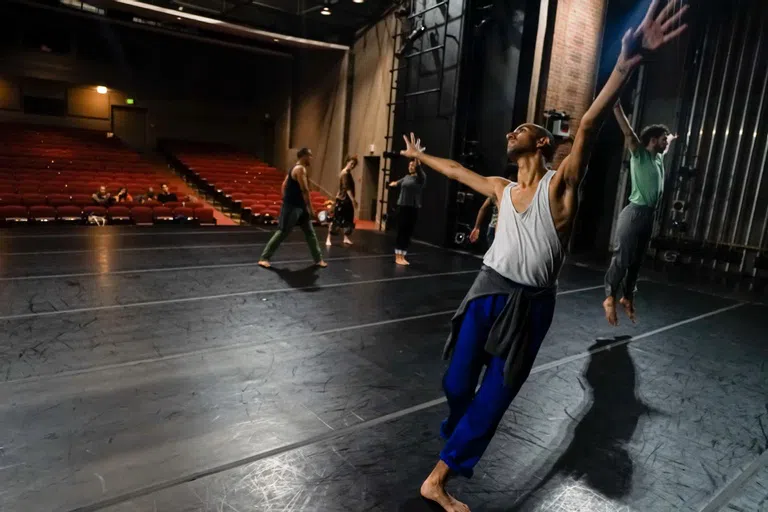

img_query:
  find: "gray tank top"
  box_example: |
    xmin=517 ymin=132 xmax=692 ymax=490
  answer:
xmin=482 ymin=170 xmax=565 ymax=287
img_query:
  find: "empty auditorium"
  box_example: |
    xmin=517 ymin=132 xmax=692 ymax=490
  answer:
xmin=0 ymin=0 xmax=766 ymax=511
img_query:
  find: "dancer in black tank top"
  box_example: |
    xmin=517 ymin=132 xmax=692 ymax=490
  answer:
xmin=258 ymin=148 xmax=327 ymax=268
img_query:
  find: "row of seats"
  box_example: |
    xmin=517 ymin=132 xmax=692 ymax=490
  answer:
xmin=0 ymin=194 xmax=197 ymax=207
xmin=0 ymin=205 xmax=215 ymax=225
xmin=0 ymin=124 xmax=203 ymax=227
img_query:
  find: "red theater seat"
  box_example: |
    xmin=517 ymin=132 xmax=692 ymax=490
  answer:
xmin=0 ymin=205 xmax=29 ymax=222
xmin=173 ymin=206 xmax=193 ymax=220
xmin=83 ymin=206 xmax=107 ymax=217
xmin=71 ymin=194 xmax=93 ymax=207
xmin=130 ymin=206 xmax=154 ymax=225
xmin=29 ymin=205 xmax=57 ymax=222
xmin=56 ymin=205 xmax=82 ymax=222
xmin=47 ymin=194 xmax=71 ymax=207
xmin=194 ymin=207 xmax=215 ymax=225
xmin=153 ymin=206 xmax=174 ymax=221
xmin=107 ymin=206 xmax=131 ymax=223
xmin=0 ymin=193 xmax=22 ymax=205
xmin=22 ymin=193 xmax=47 ymax=206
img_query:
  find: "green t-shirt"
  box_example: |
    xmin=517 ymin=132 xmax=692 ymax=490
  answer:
xmin=628 ymin=146 xmax=664 ymax=207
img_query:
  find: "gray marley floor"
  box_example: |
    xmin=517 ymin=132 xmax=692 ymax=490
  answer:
xmin=0 ymin=226 xmax=765 ymax=512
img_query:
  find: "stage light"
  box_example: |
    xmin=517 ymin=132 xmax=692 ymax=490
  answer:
xmin=96 ymin=86 xmax=107 ymax=94
xmin=321 ymin=6 xmax=331 ymax=15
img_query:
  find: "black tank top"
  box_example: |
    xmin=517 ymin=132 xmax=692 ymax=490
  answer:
xmin=283 ymin=166 xmax=306 ymax=208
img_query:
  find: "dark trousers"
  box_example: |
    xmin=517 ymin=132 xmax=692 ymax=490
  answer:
xmin=440 ymin=293 xmax=556 ymax=477
xmin=395 ymin=205 xmax=419 ymax=251
xmin=260 ymin=206 xmax=322 ymax=263
xmin=604 ymin=202 xmax=655 ymax=300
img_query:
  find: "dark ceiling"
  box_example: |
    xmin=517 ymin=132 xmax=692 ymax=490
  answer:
xmin=140 ymin=0 xmax=400 ymax=44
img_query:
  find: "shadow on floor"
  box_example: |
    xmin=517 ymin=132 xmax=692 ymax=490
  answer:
xmin=269 ymin=265 xmax=321 ymax=291
xmin=504 ymin=336 xmax=660 ymax=511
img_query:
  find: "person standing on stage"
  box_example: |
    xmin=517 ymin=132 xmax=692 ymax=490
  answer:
xmin=469 ymin=196 xmax=498 ymax=247
xmin=326 ymin=156 xmax=359 ymax=247
xmin=399 ymin=1 xmax=687 ymax=509
xmin=603 ymin=102 xmax=676 ymax=326
xmin=388 ymin=157 xmax=426 ymax=265
xmin=258 ymin=148 xmax=327 ymax=268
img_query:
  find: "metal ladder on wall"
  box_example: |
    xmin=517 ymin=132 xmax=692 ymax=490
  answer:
xmin=379 ymin=0 xmax=452 ymax=231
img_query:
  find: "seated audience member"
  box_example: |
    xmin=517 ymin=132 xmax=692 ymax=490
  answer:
xmin=92 ymin=186 xmax=111 ymax=205
xmin=114 ymin=187 xmax=133 ymax=203
xmin=137 ymin=187 xmax=156 ymax=204
xmin=157 ymin=183 xmax=178 ymax=203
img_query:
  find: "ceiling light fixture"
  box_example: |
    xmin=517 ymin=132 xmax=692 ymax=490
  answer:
xmin=321 ymin=6 xmax=331 ymax=15
xmin=96 ymin=86 xmax=108 ymax=94
xmin=353 ymin=0 xmax=364 ymax=3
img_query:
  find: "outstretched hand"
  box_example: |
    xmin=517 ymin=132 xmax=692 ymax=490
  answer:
xmin=619 ymin=0 xmax=689 ymax=69
xmin=400 ymin=132 xmax=426 ymax=159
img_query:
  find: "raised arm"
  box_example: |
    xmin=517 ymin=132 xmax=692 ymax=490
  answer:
xmin=613 ymin=101 xmax=641 ymax=153
xmin=400 ymin=133 xmax=507 ymax=201
xmin=557 ymin=0 xmax=688 ymax=189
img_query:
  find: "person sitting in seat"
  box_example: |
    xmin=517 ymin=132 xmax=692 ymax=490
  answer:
xmin=92 ymin=186 xmax=111 ymax=206
xmin=113 ymin=187 xmax=133 ymax=204
xmin=157 ymin=184 xmax=178 ymax=203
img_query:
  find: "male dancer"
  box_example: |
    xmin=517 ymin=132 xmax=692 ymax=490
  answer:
xmin=399 ymin=2 xmax=687 ymax=510
xmin=603 ymin=102 xmax=675 ymax=325
xmin=258 ymin=148 xmax=327 ymax=268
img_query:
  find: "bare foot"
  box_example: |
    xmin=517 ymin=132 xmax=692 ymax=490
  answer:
xmin=620 ymin=297 xmax=636 ymax=323
xmin=396 ymin=256 xmax=410 ymax=266
xmin=316 ymin=260 xmax=328 ymax=268
xmin=420 ymin=476 xmax=470 ymax=512
xmin=325 ymin=238 xmax=332 ymax=247
xmin=401 ymin=257 xmax=410 ymax=266
xmin=343 ymin=237 xmax=353 ymax=245
xmin=257 ymin=260 xmax=271 ymax=268
xmin=603 ymin=297 xmax=618 ymax=326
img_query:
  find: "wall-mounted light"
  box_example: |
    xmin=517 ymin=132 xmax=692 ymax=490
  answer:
xmin=96 ymin=86 xmax=108 ymax=94
xmin=321 ymin=6 xmax=331 ymax=15
xmin=353 ymin=0 xmax=364 ymax=3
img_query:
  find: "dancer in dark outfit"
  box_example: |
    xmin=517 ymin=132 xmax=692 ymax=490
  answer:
xmin=326 ymin=156 xmax=358 ymax=247
xmin=603 ymin=101 xmax=676 ymax=325
xmin=399 ymin=2 xmax=688 ymax=509
xmin=258 ymin=148 xmax=327 ymax=268
xmin=388 ymin=158 xmax=426 ymax=265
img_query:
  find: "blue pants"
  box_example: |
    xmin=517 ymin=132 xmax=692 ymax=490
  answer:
xmin=439 ymin=294 xmax=556 ymax=477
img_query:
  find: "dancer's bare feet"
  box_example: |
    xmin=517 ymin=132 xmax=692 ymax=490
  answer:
xmin=343 ymin=236 xmax=353 ymax=245
xmin=420 ymin=461 xmax=470 ymax=512
xmin=316 ymin=260 xmax=328 ymax=268
xmin=257 ymin=260 xmax=271 ymax=268
xmin=603 ymin=296 xmax=618 ymax=326
xmin=619 ymin=297 xmax=636 ymax=323
xmin=396 ymin=255 xmax=410 ymax=266
xmin=325 ymin=237 xmax=332 ymax=247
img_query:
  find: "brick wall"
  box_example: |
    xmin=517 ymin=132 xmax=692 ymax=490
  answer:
xmin=543 ymin=0 xmax=607 ymax=166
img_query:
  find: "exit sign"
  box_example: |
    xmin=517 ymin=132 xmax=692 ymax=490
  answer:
xmin=126 ymin=98 xmax=135 ymax=105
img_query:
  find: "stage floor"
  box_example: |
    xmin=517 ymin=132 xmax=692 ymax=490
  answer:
xmin=0 ymin=226 xmax=765 ymax=512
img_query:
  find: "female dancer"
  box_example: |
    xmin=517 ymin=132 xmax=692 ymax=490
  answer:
xmin=388 ymin=158 xmax=426 ymax=265
xmin=326 ymin=156 xmax=358 ymax=246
